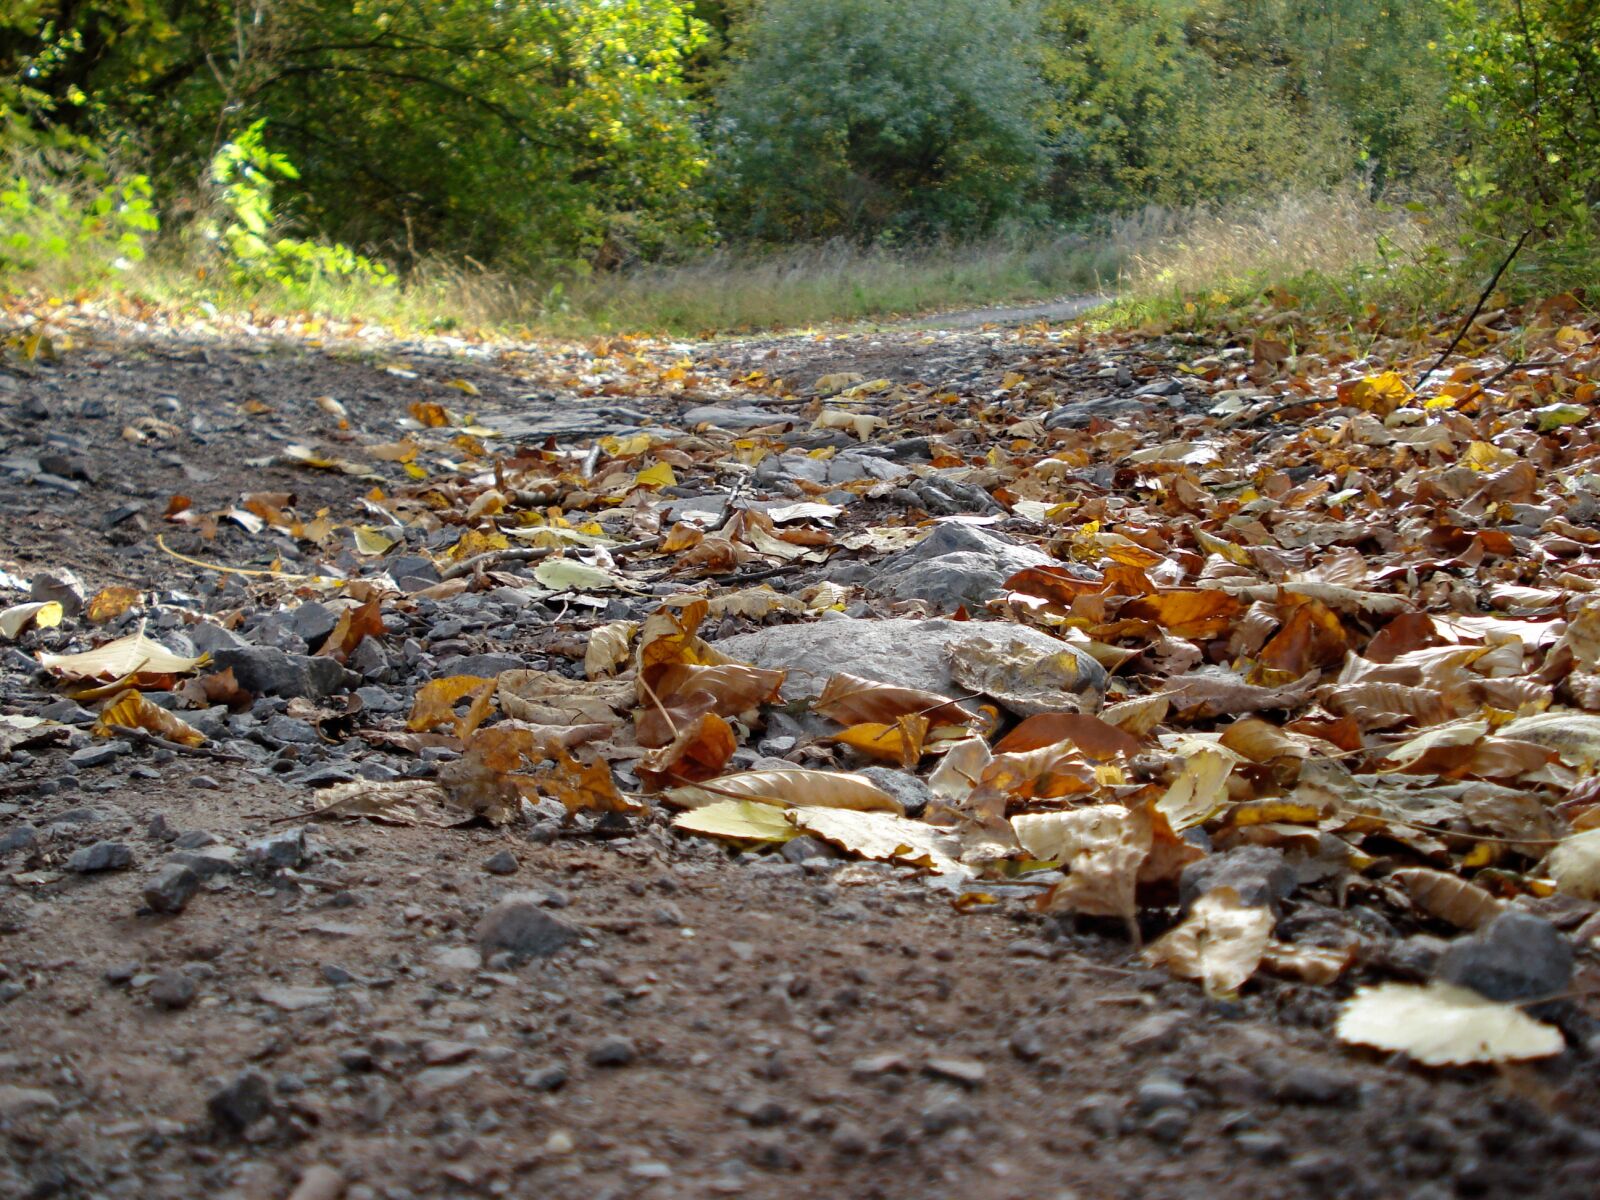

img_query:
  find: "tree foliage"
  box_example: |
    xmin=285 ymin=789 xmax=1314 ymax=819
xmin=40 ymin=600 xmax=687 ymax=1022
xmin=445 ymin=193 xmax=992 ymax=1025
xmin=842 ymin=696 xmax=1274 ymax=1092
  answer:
xmin=714 ymin=0 xmax=1050 ymax=241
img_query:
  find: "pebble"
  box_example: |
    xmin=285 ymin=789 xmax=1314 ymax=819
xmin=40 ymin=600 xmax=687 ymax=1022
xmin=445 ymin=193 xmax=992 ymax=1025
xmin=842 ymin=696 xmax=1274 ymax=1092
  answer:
xmin=246 ymin=827 xmax=307 ymax=871
xmin=831 ymin=1121 xmax=871 ymax=1155
xmin=1144 ymin=1107 xmax=1191 ymax=1144
xmin=924 ymin=1057 xmax=987 ymax=1088
xmin=1135 ymin=1072 xmax=1193 ymax=1115
xmin=475 ymin=893 xmax=580 ymax=962
xmin=1270 ymin=1063 xmax=1359 ymax=1107
xmin=730 ymin=1094 xmax=789 ymax=1126
xmin=521 ymin=1064 xmax=568 ymax=1092
xmin=1119 ymin=1011 xmax=1186 ymax=1055
xmin=585 ymin=1036 xmax=637 ymax=1067
xmin=149 ymin=969 xmax=197 ymax=1010
xmin=1009 ymin=1023 xmax=1046 ymax=1062
xmin=66 ymin=841 xmax=134 ymax=872
xmin=141 ymin=863 xmax=200 ymax=914
xmin=920 ymin=1087 xmax=979 ymax=1134
xmin=481 ymin=849 xmax=518 ymax=875
xmin=0 ymin=825 xmax=37 ymax=855
xmin=1234 ymin=1129 xmax=1289 ymax=1162
xmin=287 ymin=1164 xmax=346 ymax=1200
xmin=208 ymin=1070 xmax=273 ymax=1132
xmin=1434 ymin=908 xmax=1573 ymax=1002
xmin=421 ymin=1040 xmax=476 ymax=1066
xmin=67 ymin=742 xmax=132 ymax=769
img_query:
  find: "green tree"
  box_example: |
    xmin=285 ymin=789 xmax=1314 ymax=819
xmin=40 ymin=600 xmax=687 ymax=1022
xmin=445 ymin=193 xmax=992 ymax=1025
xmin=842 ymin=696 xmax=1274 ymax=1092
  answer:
xmin=715 ymin=0 xmax=1050 ymax=241
xmin=3 ymin=1 xmax=714 ymax=269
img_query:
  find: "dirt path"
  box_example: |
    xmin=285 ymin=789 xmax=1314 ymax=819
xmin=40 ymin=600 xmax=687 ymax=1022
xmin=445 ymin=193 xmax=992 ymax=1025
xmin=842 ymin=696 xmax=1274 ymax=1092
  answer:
xmin=1 ymin=312 xmax=1597 ymax=1200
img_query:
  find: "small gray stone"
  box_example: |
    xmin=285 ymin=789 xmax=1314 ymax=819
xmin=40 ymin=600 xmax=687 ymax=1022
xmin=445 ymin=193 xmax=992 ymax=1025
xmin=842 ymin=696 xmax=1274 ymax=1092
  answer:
xmin=730 ymin=1094 xmax=789 ymax=1126
xmin=1135 ymin=1072 xmax=1193 ymax=1115
xmin=1178 ymin=846 xmax=1295 ymax=915
xmin=476 ymin=893 xmax=580 ymax=962
xmin=208 ymin=1070 xmax=273 ymax=1132
xmin=66 ymin=841 xmax=134 ymax=873
xmin=290 ymin=602 xmax=340 ymax=645
xmin=1234 ymin=1129 xmax=1289 ymax=1162
xmin=521 ymin=1065 xmax=568 ymax=1092
xmin=586 ymin=1036 xmax=636 ymax=1067
xmin=779 ymin=834 xmax=837 ymax=864
xmin=1271 ymin=1064 xmax=1358 ymax=1107
xmin=435 ymin=653 xmax=525 ymax=678
xmin=1119 ymin=1012 xmax=1187 ymax=1055
xmin=246 ymin=827 xmax=307 ymax=871
xmin=210 ymin=645 xmax=359 ymax=700
xmin=869 ymin=523 xmax=1059 ymax=610
xmin=149 ymin=969 xmax=197 ymax=1010
xmin=68 ymin=742 xmax=132 ymax=770
xmin=482 ymin=850 xmax=518 ymax=876
xmin=260 ymin=715 xmax=320 ymax=745
xmin=921 ymin=1090 xmax=978 ymax=1134
xmin=0 ymin=825 xmax=37 ymax=855
xmin=855 ymin=767 xmax=935 ymax=817
xmin=141 ymin=863 xmax=200 ymax=914
xmin=1144 ymin=1107 xmax=1191 ymax=1144
xmin=30 ymin=567 xmax=85 ymax=617
xmin=167 ymin=846 xmax=240 ymax=878
xmin=1435 ymin=909 xmax=1573 ymax=1002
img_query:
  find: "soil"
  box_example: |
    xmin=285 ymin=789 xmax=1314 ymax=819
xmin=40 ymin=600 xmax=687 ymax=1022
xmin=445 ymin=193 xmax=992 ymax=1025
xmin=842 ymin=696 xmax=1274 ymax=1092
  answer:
xmin=2 ymin=308 xmax=1598 ymax=1200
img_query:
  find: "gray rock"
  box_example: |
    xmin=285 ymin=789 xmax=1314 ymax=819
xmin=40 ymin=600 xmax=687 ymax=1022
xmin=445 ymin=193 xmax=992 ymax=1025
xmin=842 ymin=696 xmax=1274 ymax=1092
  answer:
xmin=482 ymin=850 xmax=518 ymax=876
xmin=1435 ymin=909 xmax=1573 ymax=1002
xmin=290 ymin=602 xmax=340 ymax=645
xmin=476 ymin=893 xmax=580 ymax=962
xmin=260 ymin=715 xmax=319 ymax=745
xmin=779 ymin=834 xmax=838 ymax=864
xmin=188 ymin=622 xmax=249 ymax=655
xmin=868 ymin=523 xmax=1061 ymax=610
xmin=68 ymin=742 xmax=132 ymax=769
xmin=715 ymin=617 xmax=1106 ymax=712
xmin=1178 ymin=847 xmax=1295 ymax=915
xmin=1135 ymin=1072 xmax=1193 ymax=1115
xmin=1270 ymin=1064 xmax=1358 ymax=1107
xmin=167 ymin=846 xmax=240 ymax=878
xmin=586 ymin=1036 xmax=637 ymax=1067
xmin=37 ymin=699 xmax=94 ymax=724
xmin=755 ymin=448 xmax=910 ymax=488
xmin=30 ymin=567 xmax=85 ymax=617
xmin=730 ymin=1093 xmax=790 ymax=1126
xmin=1119 ymin=1011 xmax=1187 ymax=1055
xmin=246 ymin=827 xmax=307 ymax=871
xmin=142 ymin=863 xmax=200 ymax=914
xmin=354 ymin=686 xmax=403 ymax=713
xmin=1045 ymin=396 xmax=1147 ymax=430
xmin=521 ymin=1064 xmax=569 ymax=1092
xmin=208 ymin=1070 xmax=273 ymax=1132
xmin=682 ymin=405 xmax=789 ymax=431
xmin=211 ymin=645 xmax=359 ymax=700
xmin=1234 ymin=1129 xmax=1289 ymax=1162
xmin=435 ymin=653 xmax=525 ymax=677
xmin=855 ymin=768 xmax=934 ymax=817
xmin=148 ymin=969 xmax=197 ymax=1010
xmin=66 ymin=840 xmax=134 ymax=872
xmin=920 ymin=1089 xmax=978 ymax=1134
xmin=1144 ymin=1107 xmax=1191 ymax=1144
xmin=0 ymin=825 xmax=37 ymax=855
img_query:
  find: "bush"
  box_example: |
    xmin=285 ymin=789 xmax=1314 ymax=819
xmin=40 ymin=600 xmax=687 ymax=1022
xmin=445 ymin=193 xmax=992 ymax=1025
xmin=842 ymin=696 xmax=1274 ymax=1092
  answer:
xmin=715 ymin=0 xmax=1050 ymax=241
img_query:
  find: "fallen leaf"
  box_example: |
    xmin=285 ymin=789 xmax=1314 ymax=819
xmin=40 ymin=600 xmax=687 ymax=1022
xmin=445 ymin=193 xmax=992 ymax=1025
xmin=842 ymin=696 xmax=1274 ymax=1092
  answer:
xmin=38 ymin=630 xmax=204 ymax=681
xmin=1335 ymin=981 xmax=1564 ymax=1066
xmin=95 ymin=689 xmax=206 ymax=747
xmin=1143 ymin=886 xmax=1274 ymax=997
xmin=787 ymin=806 xmax=968 ymax=875
xmin=84 ymin=587 xmax=141 ymax=623
xmin=814 ymin=672 xmax=974 ymax=727
xmin=672 ymin=799 xmax=798 ymax=843
xmin=663 ymin=769 xmax=903 ymax=813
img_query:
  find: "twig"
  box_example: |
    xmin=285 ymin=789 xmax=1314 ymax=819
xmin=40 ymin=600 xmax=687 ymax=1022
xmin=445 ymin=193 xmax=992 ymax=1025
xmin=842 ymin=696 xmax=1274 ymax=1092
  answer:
xmin=1413 ymin=228 xmax=1533 ymax=394
xmin=440 ymin=534 xmax=662 ymax=581
xmin=112 ymin=727 xmax=251 ymax=762
xmin=1233 ymin=395 xmax=1336 ymax=430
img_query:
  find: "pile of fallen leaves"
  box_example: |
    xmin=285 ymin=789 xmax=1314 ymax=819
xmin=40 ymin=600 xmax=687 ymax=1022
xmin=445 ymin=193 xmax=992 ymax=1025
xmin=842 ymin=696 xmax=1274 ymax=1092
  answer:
xmin=8 ymin=287 xmax=1600 ymax=1070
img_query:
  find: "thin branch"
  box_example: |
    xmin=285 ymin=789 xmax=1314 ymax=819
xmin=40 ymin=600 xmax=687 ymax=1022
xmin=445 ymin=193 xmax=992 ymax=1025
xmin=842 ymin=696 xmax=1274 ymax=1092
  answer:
xmin=1413 ymin=228 xmax=1533 ymax=395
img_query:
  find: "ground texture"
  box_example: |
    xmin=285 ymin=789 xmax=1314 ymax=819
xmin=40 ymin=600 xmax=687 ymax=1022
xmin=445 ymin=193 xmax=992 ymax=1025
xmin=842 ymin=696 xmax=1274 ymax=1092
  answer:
xmin=1 ymin=301 xmax=1599 ymax=1200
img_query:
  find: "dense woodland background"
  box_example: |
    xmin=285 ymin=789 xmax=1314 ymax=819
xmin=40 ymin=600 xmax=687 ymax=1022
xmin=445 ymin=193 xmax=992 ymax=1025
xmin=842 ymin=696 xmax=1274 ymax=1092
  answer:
xmin=0 ymin=1 xmax=1595 ymax=331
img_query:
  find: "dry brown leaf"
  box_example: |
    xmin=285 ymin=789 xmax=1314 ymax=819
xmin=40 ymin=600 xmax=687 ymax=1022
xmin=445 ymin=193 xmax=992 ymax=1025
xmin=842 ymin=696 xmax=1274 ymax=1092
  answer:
xmin=992 ymin=712 xmax=1142 ymax=758
xmin=312 ymin=779 xmax=458 ymax=826
xmin=537 ymin=747 xmax=642 ymax=815
xmin=636 ymin=661 xmax=786 ymax=748
xmin=1119 ymin=589 xmax=1244 ymax=639
xmin=637 ymin=712 xmax=738 ymax=790
xmin=1027 ymin=801 xmax=1153 ymax=930
xmin=498 ymin=669 xmax=633 ymax=727
xmin=584 ymin=620 xmax=638 ymax=679
xmin=813 ymin=672 xmax=974 ymax=727
xmin=1391 ymin=867 xmax=1504 ymax=929
xmin=662 ymin=768 xmax=903 ymax=813
xmin=786 ymin=806 xmax=968 ymax=875
xmin=408 ymin=675 xmax=497 ymax=736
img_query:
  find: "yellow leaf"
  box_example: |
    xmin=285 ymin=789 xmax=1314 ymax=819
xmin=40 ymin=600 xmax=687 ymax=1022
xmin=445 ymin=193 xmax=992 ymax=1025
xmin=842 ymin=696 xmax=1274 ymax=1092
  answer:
xmin=445 ymin=378 xmax=480 ymax=396
xmin=408 ymin=675 xmax=496 ymax=735
xmin=663 ymin=768 xmax=903 ymax=813
xmin=672 ymin=799 xmax=798 ymax=843
xmin=1143 ymin=887 xmax=1274 ymax=998
xmin=96 ymin=688 xmax=206 ymax=747
xmin=633 ymin=462 xmax=677 ymax=490
xmin=353 ymin=526 xmax=396 ymax=555
xmin=85 ymin=587 xmax=140 ymax=624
